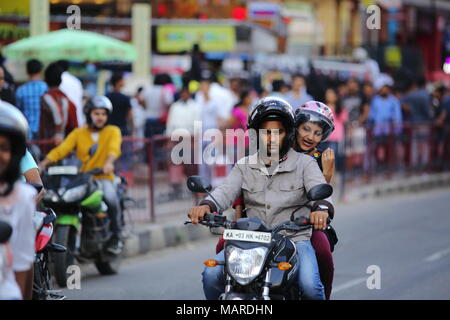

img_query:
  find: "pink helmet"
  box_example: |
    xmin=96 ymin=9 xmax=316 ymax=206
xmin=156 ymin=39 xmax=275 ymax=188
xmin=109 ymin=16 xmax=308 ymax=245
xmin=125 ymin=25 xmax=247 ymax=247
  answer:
xmin=294 ymin=101 xmax=335 ymax=141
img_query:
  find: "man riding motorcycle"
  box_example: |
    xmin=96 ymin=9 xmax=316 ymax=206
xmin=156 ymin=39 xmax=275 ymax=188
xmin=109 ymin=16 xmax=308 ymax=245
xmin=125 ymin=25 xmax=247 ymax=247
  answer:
xmin=188 ymin=97 xmax=334 ymax=300
xmin=39 ymin=96 xmax=123 ymax=254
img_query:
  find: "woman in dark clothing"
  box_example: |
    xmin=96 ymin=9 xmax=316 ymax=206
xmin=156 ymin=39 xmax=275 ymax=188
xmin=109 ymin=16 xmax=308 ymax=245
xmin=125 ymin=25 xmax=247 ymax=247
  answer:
xmin=292 ymin=101 xmax=337 ymax=300
xmin=216 ymin=100 xmax=338 ymax=299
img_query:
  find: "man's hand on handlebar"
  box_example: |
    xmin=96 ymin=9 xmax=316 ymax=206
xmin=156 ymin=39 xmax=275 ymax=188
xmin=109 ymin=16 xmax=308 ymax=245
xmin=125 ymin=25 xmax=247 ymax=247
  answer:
xmin=309 ymin=211 xmax=329 ymax=230
xmin=103 ymin=155 xmax=117 ymax=175
xmin=188 ymin=205 xmax=211 ymax=225
xmin=102 ymin=162 xmax=114 ymax=175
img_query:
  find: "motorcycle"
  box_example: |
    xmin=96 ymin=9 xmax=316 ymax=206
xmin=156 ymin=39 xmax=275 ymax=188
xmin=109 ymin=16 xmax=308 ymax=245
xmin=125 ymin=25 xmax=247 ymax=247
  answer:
xmin=32 ymin=206 xmax=67 ymax=300
xmin=185 ymin=176 xmax=333 ymax=300
xmin=42 ymin=165 xmax=124 ymax=288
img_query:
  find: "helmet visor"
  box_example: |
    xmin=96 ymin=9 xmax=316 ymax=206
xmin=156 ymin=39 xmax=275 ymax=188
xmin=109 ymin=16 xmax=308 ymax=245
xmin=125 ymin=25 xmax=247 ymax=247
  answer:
xmin=295 ymin=111 xmax=334 ymax=141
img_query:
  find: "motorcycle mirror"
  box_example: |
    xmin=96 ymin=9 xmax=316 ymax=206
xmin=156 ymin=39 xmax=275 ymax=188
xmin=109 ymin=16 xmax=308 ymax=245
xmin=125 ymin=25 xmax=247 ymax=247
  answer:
xmin=0 ymin=221 xmax=12 ymax=244
xmin=186 ymin=176 xmax=212 ymax=193
xmin=307 ymin=184 xmax=333 ymax=201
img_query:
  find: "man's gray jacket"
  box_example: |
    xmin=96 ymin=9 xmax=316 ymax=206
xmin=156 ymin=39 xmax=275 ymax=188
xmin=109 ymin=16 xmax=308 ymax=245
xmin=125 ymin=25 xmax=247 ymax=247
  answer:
xmin=200 ymin=148 xmax=334 ymax=242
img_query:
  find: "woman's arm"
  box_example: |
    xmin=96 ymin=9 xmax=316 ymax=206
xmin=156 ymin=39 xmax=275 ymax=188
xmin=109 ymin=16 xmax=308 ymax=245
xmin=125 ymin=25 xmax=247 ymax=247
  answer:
xmin=21 ymin=150 xmax=45 ymax=202
xmin=321 ymin=148 xmax=335 ymax=183
xmin=23 ymin=168 xmax=45 ymax=203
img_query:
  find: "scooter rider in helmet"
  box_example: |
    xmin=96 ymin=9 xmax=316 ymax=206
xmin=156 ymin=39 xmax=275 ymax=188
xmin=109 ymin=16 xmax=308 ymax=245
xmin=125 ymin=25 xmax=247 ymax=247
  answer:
xmin=39 ymin=96 xmax=124 ymax=254
xmin=188 ymin=96 xmax=333 ymax=300
xmin=0 ymin=101 xmax=36 ymax=300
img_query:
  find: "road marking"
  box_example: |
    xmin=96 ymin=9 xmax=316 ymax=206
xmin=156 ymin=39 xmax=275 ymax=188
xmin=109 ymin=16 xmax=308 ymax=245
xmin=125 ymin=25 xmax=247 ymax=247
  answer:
xmin=424 ymin=247 xmax=450 ymax=263
xmin=333 ymin=277 xmax=367 ymax=293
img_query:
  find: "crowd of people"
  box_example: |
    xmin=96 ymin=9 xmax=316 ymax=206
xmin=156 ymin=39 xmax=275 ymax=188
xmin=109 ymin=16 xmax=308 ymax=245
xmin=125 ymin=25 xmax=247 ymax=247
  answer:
xmin=1 ymin=56 xmax=449 ymax=187
xmin=0 ymin=56 xmax=449 ymax=187
xmin=1 ymin=53 xmax=450 ymax=300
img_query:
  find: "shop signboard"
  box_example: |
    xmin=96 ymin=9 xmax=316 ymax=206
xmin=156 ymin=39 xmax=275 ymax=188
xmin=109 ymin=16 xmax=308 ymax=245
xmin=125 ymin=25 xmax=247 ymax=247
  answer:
xmin=157 ymin=25 xmax=235 ymax=52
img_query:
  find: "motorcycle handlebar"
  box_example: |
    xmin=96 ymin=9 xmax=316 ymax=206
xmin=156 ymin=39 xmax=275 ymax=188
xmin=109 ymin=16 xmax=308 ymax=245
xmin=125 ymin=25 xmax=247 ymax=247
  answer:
xmin=85 ymin=168 xmax=104 ymax=176
xmin=185 ymin=213 xmax=312 ymax=234
xmin=184 ymin=213 xmax=235 ymax=229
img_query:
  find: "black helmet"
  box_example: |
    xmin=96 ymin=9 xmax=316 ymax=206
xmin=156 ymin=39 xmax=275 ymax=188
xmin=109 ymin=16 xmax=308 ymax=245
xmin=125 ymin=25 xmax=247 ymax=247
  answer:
xmin=84 ymin=95 xmax=113 ymax=127
xmin=247 ymin=97 xmax=295 ymax=157
xmin=0 ymin=101 xmax=29 ymax=194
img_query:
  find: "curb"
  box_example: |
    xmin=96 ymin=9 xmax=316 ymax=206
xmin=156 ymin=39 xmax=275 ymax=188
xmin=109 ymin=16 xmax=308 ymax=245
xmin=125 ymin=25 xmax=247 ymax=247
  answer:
xmin=343 ymin=172 xmax=450 ymax=203
xmin=123 ymin=172 xmax=450 ymax=259
xmin=123 ymin=221 xmax=215 ymax=259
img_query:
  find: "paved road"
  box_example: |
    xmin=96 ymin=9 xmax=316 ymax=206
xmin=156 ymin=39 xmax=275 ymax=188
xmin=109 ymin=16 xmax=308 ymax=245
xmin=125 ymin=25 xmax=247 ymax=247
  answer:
xmin=62 ymin=187 xmax=450 ymax=300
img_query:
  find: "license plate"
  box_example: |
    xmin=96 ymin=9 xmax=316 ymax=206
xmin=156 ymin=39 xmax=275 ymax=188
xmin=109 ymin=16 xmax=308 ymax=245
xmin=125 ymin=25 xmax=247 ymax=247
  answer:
xmin=48 ymin=166 xmax=78 ymax=175
xmin=223 ymin=229 xmax=272 ymax=244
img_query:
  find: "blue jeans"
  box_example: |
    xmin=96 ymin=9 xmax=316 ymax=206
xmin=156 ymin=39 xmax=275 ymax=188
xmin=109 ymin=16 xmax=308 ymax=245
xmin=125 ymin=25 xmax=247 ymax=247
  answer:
xmin=202 ymin=240 xmax=325 ymax=300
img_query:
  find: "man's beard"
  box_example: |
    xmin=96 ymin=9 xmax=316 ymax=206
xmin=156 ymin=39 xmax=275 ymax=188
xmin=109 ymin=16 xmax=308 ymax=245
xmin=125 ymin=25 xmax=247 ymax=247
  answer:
xmin=92 ymin=122 xmax=106 ymax=130
xmin=260 ymin=143 xmax=280 ymax=160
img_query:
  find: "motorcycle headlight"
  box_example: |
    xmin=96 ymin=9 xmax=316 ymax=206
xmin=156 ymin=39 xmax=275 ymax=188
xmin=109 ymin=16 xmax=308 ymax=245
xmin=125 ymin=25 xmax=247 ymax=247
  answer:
xmin=62 ymin=185 xmax=87 ymax=203
xmin=43 ymin=189 xmax=58 ymax=202
xmin=226 ymin=246 xmax=268 ymax=286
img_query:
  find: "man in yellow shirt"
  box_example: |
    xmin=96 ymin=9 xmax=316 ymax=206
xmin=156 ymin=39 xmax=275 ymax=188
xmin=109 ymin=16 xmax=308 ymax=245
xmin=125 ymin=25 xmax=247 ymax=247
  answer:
xmin=39 ymin=96 xmax=124 ymax=254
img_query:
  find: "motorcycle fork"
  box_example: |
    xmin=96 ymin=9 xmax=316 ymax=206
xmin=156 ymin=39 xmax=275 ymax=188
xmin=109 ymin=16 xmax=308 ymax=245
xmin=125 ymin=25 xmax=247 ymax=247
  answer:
xmin=225 ymin=274 xmax=232 ymax=294
xmin=262 ymin=269 xmax=272 ymax=300
xmin=75 ymin=212 xmax=84 ymax=252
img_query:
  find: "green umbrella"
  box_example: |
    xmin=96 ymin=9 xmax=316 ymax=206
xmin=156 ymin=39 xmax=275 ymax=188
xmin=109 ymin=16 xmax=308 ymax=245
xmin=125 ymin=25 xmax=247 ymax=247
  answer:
xmin=3 ymin=28 xmax=137 ymax=62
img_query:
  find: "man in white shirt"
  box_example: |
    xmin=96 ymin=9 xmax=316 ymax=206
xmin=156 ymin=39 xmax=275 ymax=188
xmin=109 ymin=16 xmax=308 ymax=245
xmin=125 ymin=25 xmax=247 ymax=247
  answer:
xmin=195 ymin=79 xmax=230 ymax=132
xmin=166 ymin=87 xmax=201 ymax=136
xmin=166 ymin=87 xmax=201 ymax=194
xmin=195 ymin=77 xmax=230 ymax=184
xmin=141 ymin=74 xmax=174 ymax=138
xmin=209 ymin=82 xmax=234 ymax=119
xmin=284 ymin=74 xmax=313 ymax=110
xmin=57 ymin=60 xmax=85 ymax=127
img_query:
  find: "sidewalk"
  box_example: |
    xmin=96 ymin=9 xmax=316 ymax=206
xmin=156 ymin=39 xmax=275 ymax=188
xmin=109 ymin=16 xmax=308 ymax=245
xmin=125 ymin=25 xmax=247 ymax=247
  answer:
xmin=122 ymin=171 xmax=450 ymax=259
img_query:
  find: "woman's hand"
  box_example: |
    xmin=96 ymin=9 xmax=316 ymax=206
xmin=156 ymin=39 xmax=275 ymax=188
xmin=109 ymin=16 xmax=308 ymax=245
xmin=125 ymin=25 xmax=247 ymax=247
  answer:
xmin=321 ymin=148 xmax=335 ymax=183
xmin=36 ymin=188 xmax=45 ymax=204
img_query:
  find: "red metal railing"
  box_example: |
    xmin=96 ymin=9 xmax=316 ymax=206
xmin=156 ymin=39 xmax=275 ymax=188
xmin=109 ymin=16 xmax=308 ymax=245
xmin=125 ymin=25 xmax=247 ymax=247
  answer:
xmin=339 ymin=122 xmax=450 ymax=200
xmin=30 ymin=123 xmax=450 ymax=222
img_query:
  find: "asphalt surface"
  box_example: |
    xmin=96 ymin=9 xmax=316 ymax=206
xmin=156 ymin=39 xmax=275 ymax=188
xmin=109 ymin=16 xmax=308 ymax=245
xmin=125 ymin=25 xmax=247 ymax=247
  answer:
xmin=62 ymin=187 xmax=450 ymax=300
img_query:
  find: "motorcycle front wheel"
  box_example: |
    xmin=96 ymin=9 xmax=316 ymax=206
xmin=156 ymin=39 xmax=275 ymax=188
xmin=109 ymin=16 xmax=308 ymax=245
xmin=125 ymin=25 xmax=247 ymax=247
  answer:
xmin=32 ymin=258 xmax=49 ymax=300
xmin=95 ymin=251 xmax=123 ymax=275
xmin=53 ymin=225 xmax=77 ymax=287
